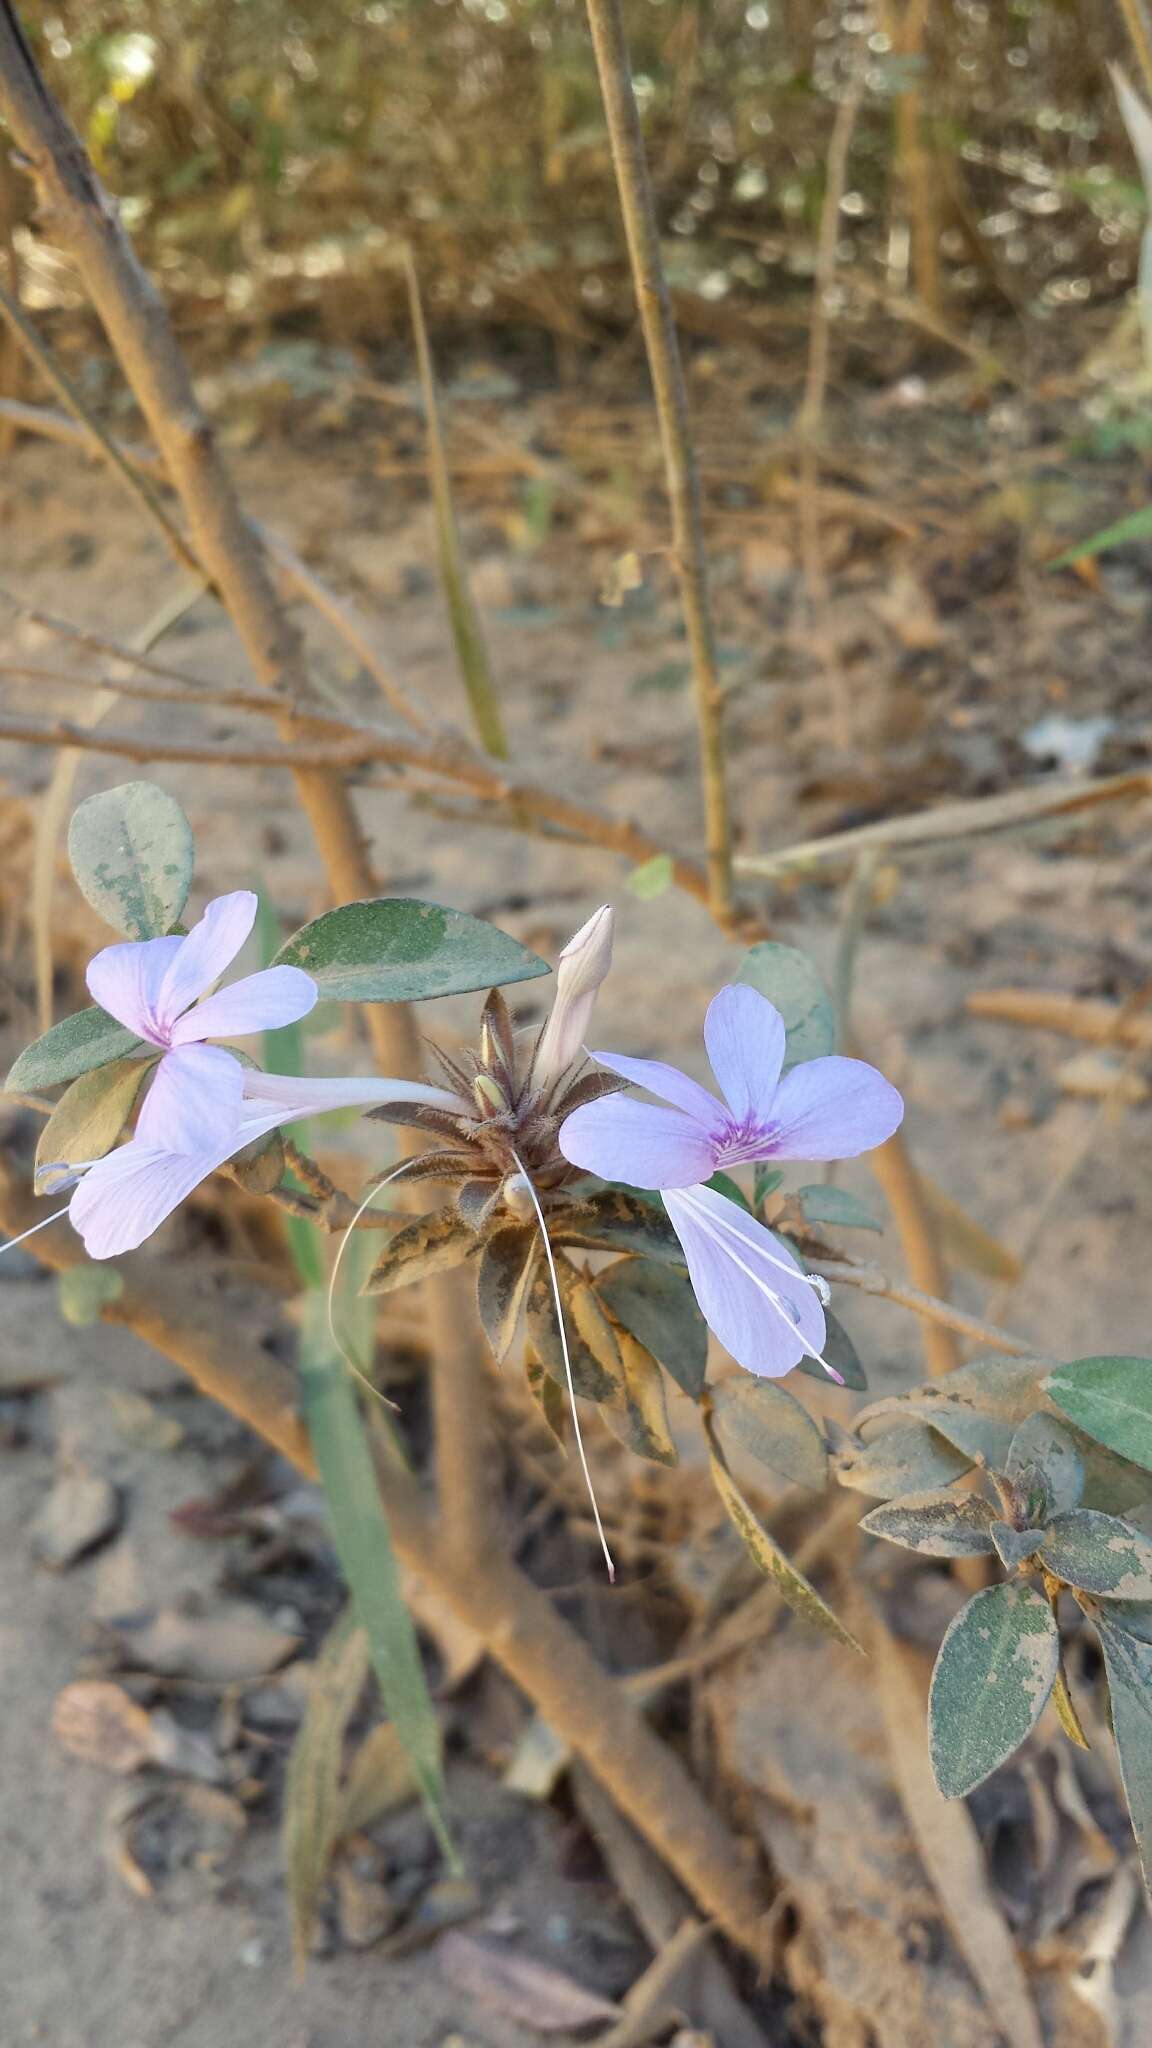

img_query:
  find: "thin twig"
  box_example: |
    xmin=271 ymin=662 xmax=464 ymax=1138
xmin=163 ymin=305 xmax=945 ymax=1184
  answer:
xmin=582 ymin=0 xmax=735 ymax=925
xmin=794 ymin=28 xmax=871 ymax=749
xmin=862 ymin=1131 xmax=961 ymax=1374
xmin=1118 ymin=0 xmax=1152 ymax=104
xmin=813 ymin=1256 xmax=1034 ymax=1356
xmin=967 ymin=987 xmax=1152 ymax=1049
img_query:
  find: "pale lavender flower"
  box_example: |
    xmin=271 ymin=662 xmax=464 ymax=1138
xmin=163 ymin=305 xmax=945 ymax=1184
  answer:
xmin=558 ymin=982 xmax=904 ymax=1379
xmin=59 ymin=889 xmax=465 ymax=1258
xmin=85 ymin=889 xmax=318 ymax=1155
xmin=68 ymin=1066 xmax=465 ymax=1259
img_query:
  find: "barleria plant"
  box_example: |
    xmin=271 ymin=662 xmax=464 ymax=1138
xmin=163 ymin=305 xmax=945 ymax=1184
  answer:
xmin=10 ymin=774 xmax=1152 ymax=1927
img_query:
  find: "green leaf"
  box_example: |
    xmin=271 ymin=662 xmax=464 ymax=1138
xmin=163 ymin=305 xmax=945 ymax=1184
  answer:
xmin=929 ymin=1584 xmax=1059 ymax=1798
xmin=57 ymin=1263 xmax=124 ymax=1327
xmin=836 ymin=1418 xmax=972 ymax=1498
xmin=67 ymin=780 xmax=194 ymax=938
xmin=1048 ymin=503 xmax=1152 ymax=569
xmin=553 ymin=1191 xmax=685 ymax=1267
xmin=1038 ymin=1508 xmax=1152 ymax=1599
xmin=795 ymin=1306 xmax=868 ymax=1391
xmin=736 ymin=942 xmax=836 ymax=1069
xmin=704 ymin=1170 xmax=753 ymax=1214
xmin=627 ymin=854 xmax=674 ymax=900
xmin=708 ymin=1441 xmax=862 ymax=1653
xmin=1097 ymin=1600 xmax=1152 ymax=1644
xmin=7 ymin=1005 xmax=143 ymax=1094
xmin=526 ymin=1259 xmax=620 ymax=1404
xmin=860 ymin=1490 xmax=997 ymax=1557
xmin=594 ymin=1259 xmax=708 ymax=1401
xmin=282 ymin=1610 xmax=370 ymax=1968
xmin=35 ymin=1056 xmax=153 ymax=1186
xmin=256 ymin=889 xmax=324 ymax=1289
xmin=753 ymin=1165 xmax=784 ymax=1211
xmin=1005 ymin=1413 xmax=1084 ymax=1518
xmin=298 ymin=1296 xmax=456 ymax=1875
xmin=274 ymin=898 xmax=547 ymax=1004
xmin=363 ymin=1209 xmax=481 ymax=1296
xmin=602 ymin=1330 xmax=679 ymax=1466
xmin=1095 ymin=1616 xmax=1152 ymax=1897
xmin=1044 ymin=1357 xmax=1152 ymax=1473
xmin=917 ymin=1409 xmax=1017 ymax=1472
xmin=796 ymin=1185 xmax=882 ymax=1234
xmin=710 ymin=1376 xmax=828 ymax=1491
xmin=476 ymin=1225 xmax=537 ymax=1363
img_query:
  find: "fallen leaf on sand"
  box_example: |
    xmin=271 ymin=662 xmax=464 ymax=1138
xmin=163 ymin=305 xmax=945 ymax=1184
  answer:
xmin=438 ymin=1932 xmax=620 ymax=2032
xmin=32 ymin=1466 xmax=120 ymax=1569
xmin=109 ymin=1599 xmax=301 ymax=1682
xmin=53 ymin=1680 xmax=152 ymax=1775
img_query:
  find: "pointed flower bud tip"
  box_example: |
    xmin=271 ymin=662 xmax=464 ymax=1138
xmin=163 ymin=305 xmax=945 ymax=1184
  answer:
xmin=533 ymin=906 xmax=615 ymax=1089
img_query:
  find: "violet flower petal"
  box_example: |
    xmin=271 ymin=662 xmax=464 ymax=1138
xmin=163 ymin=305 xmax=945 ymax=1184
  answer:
xmin=153 ymin=890 xmax=259 ymax=1034
xmin=559 ymin=1093 xmax=720 ymax=1189
xmin=703 ymin=984 xmax=786 ymax=1125
xmin=86 ymin=935 xmax=184 ymax=1042
xmin=764 ymin=1055 xmax=904 ymax=1160
xmin=169 ymin=965 xmax=317 ymax=1045
xmin=68 ymin=1140 xmax=234 ymax=1259
xmin=586 ymin=1049 xmax=723 ymax=1131
xmin=663 ymin=1183 xmax=827 ymax=1378
xmin=136 ymin=1043 xmax=245 ymax=1154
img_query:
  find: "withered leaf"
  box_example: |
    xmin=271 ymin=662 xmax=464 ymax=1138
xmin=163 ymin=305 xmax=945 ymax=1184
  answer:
xmin=476 ymin=1225 xmax=538 ymax=1362
xmin=363 ymin=1207 xmax=481 ymax=1296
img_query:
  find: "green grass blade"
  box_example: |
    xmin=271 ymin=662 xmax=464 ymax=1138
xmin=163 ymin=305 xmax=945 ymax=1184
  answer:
xmin=282 ymin=1608 xmax=369 ymax=1969
xmin=1048 ymin=502 xmax=1152 ymax=568
xmin=256 ymin=891 xmax=326 ymax=1290
xmin=298 ymin=1292 xmax=459 ymax=1869
xmin=404 ymin=247 xmax=508 ymax=759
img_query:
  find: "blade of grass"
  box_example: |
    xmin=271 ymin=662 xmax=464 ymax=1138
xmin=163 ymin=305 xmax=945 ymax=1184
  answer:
xmin=298 ymin=1291 xmax=458 ymax=1870
xmin=403 ymin=247 xmax=508 ymax=760
xmin=256 ymin=891 xmax=326 ymax=1290
xmin=282 ymin=1607 xmax=369 ymax=1970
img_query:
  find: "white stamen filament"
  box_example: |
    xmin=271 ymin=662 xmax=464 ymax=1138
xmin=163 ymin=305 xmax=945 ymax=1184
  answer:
xmin=0 ymin=1203 xmax=74 ymax=1256
xmin=510 ymin=1146 xmax=616 ymax=1582
xmin=675 ymin=1188 xmax=844 ymax=1384
xmin=326 ymin=1161 xmax=411 ymax=1410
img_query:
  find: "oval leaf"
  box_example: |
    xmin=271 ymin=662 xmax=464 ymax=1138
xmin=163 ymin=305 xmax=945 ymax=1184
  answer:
xmin=594 ymin=1259 xmax=707 ymax=1401
xmin=708 ymin=1445 xmax=861 ymax=1652
xmin=736 ymin=942 xmax=836 ymax=1068
xmin=990 ymin=1521 xmax=1043 ymax=1572
xmin=476 ymin=1226 xmax=537 ymax=1364
xmin=860 ymin=1490 xmax=997 ymax=1558
xmin=710 ymin=1376 xmax=828 ymax=1492
xmin=1038 ymin=1508 xmax=1152 ymax=1600
xmin=837 ymin=1418 xmax=971 ymax=1499
xmin=1006 ymin=1413 xmax=1084 ymax=1518
xmin=1044 ymin=1357 xmax=1152 ymax=1474
xmin=68 ymin=781 xmax=194 ymax=939
xmin=274 ymin=898 xmax=548 ymax=1003
xmin=1096 ymin=1617 xmax=1152 ymax=1898
xmin=929 ymin=1583 xmax=1059 ymax=1799
xmin=602 ymin=1330 xmax=678 ymax=1467
xmin=35 ymin=1057 xmax=153 ymax=1186
xmin=7 ymin=1006 xmax=142 ymax=1094
xmin=57 ymin=1264 xmax=124 ymax=1327
xmin=796 ymin=1185 xmax=881 ymax=1233
xmin=363 ymin=1209 xmax=480 ymax=1296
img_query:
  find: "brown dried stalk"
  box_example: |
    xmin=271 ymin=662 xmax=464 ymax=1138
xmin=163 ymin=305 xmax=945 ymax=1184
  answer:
xmin=582 ymin=0 xmax=735 ymax=925
xmin=0 ymin=5 xmax=417 ymax=1077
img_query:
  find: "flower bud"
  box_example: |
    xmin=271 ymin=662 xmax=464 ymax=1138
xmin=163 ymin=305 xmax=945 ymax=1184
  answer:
xmin=532 ymin=905 xmax=614 ymax=1092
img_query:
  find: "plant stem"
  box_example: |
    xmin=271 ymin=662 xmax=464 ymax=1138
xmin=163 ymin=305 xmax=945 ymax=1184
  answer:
xmin=582 ymin=0 xmax=735 ymax=926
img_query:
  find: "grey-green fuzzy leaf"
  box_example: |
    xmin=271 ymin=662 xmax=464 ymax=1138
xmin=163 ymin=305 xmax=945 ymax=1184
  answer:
xmin=1044 ymin=1357 xmax=1152 ymax=1475
xmin=1039 ymin=1508 xmax=1152 ymax=1599
xmin=860 ymin=1490 xmax=997 ymax=1558
xmin=68 ymin=781 xmax=194 ymax=939
xmin=7 ymin=1006 xmax=142 ymax=1094
xmin=836 ymin=1418 xmax=972 ymax=1499
xmin=1095 ymin=1616 xmax=1152 ymax=1898
xmin=795 ymin=1307 xmax=868 ymax=1391
xmin=929 ymin=1583 xmax=1059 ymax=1798
xmin=711 ymin=1376 xmax=828 ymax=1492
xmin=274 ymin=897 xmax=547 ymax=1003
xmin=594 ymin=1259 xmax=707 ymax=1401
xmin=1006 ymin=1412 xmax=1085 ymax=1517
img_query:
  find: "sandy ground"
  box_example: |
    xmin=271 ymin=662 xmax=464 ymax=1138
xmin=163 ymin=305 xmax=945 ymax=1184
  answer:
xmin=2 ymin=406 xmax=1151 ymax=2045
